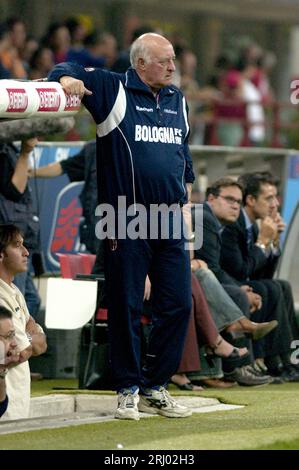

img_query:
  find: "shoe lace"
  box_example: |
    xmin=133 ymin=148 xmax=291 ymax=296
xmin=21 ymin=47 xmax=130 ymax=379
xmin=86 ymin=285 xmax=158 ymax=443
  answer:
xmin=157 ymin=387 xmax=178 ymax=408
xmin=241 ymin=366 xmax=255 ymax=378
xmin=119 ymin=392 xmax=136 ymax=409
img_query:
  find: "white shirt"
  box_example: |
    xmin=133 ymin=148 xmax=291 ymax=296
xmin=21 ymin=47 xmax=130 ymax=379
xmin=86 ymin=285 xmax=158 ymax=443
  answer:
xmin=0 ymin=279 xmax=31 ymax=420
xmin=242 ymin=79 xmax=265 ymax=143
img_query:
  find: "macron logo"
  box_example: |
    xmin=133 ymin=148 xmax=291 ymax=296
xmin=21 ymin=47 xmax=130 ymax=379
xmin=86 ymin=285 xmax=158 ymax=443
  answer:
xmin=136 ymin=105 xmax=153 ymax=112
xmin=164 ymin=108 xmax=177 ymax=115
xmin=135 ymin=125 xmax=182 ymax=144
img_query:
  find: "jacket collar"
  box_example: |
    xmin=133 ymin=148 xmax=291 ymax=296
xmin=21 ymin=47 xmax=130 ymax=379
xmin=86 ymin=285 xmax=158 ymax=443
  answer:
xmin=124 ymin=67 xmax=178 ymax=98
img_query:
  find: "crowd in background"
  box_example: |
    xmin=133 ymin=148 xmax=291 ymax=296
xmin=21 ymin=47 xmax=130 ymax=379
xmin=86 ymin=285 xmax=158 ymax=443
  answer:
xmin=0 ymin=15 xmax=277 ymax=146
xmin=1 ymin=17 xmax=298 ymax=422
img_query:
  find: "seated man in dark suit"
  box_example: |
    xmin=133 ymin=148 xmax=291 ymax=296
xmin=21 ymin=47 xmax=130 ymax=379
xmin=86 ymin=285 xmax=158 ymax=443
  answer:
xmin=221 ymin=172 xmax=299 ymax=381
xmin=193 ymin=177 xmax=278 ymax=385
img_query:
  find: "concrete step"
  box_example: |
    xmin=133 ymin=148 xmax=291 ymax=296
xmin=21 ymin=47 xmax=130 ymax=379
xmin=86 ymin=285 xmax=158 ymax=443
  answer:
xmin=0 ymin=394 xmax=243 ymax=434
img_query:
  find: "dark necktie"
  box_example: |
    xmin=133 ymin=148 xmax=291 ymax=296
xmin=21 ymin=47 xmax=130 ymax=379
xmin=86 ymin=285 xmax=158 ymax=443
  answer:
xmin=246 ymin=226 xmax=254 ymax=248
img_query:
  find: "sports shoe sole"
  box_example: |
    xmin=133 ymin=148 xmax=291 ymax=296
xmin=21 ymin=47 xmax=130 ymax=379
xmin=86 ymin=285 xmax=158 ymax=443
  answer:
xmin=115 ymin=409 xmax=140 ymax=420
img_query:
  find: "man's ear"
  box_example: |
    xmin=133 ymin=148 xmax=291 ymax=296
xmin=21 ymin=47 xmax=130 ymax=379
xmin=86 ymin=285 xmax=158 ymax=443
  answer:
xmin=0 ymin=252 xmax=4 ymax=261
xmin=137 ymin=58 xmax=146 ymax=70
xmin=246 ymin=194 xmax=256 ymax=207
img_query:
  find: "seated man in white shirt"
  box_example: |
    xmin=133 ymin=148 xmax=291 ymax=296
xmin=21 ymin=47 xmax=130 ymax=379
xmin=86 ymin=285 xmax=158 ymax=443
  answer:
xmin=0 ymin=224 xmax=47 ymax=419
xmin=0 ymin=305 xmax=20 ymax=418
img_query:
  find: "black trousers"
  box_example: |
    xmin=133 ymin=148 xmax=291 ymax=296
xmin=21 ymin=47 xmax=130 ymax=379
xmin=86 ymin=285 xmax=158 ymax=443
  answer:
xmin=248 ymin=279 xmax=294 ymax=359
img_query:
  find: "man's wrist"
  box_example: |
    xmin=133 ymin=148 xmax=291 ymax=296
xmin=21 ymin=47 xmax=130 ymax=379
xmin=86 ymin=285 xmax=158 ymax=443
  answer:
xmin=26 ymin=332 xmax=32 ymax=343
xmin=255 ymin=241 xmax=267 ymax=253
xmin=0 ymin=368 xmax=8 ymax=379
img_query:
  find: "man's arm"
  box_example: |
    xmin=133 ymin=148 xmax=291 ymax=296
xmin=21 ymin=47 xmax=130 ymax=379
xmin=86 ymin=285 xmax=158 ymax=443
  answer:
xmin=221 ymin=222 xmax=270 ymax=281
xmin=29 ymin=161 xmax=63 ymax=178
xmin=0 ymin=376 xmax=7 ymax=402
xmin=11 ymin=138 xmax=38 ymax=193
xmin=194 ymin=207 xmax=239 ymax=285
xmin=26 ymin=316 xmax=47 ymax=357
xmin=59 ymin=76 xmax=92 ymax=98
xmin=0 ymin=377 xmax=8 ymax=417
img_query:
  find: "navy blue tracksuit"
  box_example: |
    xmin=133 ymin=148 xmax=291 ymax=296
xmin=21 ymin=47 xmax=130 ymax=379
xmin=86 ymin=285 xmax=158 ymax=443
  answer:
xmin=49 ymin=64 xmax=194 ymax=390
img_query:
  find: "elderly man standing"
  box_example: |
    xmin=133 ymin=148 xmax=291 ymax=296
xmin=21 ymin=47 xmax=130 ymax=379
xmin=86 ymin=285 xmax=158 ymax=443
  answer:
xmin=48 ymin=33 xmax=194 ymax=420
xmin=0 ymin=224 xmax=47 ymax=420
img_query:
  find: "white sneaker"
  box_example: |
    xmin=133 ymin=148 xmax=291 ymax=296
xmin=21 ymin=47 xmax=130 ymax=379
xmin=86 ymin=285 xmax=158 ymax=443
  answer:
xmin=139 ymin=386 xmax=192 ymax=418
xmin=115 ymin=389 xmax=140 ymax=421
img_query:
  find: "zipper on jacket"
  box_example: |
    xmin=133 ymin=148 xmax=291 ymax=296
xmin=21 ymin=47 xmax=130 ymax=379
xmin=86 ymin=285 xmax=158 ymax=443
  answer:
xmin=156 ymin=93 xmax=162 ymax=124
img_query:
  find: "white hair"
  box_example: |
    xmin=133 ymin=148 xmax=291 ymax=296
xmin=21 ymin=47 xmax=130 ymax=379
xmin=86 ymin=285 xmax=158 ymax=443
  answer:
xmin=130 ymin=33 xmax=166 ymax=69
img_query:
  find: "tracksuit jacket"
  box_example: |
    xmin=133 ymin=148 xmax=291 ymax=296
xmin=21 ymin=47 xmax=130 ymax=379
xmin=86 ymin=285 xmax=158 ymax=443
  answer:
xmin=48 ymin=64 xmax=195 ymax=210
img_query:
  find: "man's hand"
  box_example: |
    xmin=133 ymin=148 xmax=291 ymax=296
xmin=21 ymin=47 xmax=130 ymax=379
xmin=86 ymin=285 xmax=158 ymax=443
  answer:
xmin=26 ymin=316 xmax=47 ymax=356
xmin=272 ymin=211 xmax=286 ymax=234
xmin=20 ymin=138 xmax=38 ymax=156
xmin=258 ymin=216 xmax=278 ymax=246
xmin=241 ymin=285 xmax=262 ymax=311
xmin=5 ymin=349 xmax=21 ymax=367
xmin=240 ymin=284 xmax=253 ymax=293
xmin=143 ymin=276 xmax=151 ymax=301
xmin=190 ymin=259 xmax=208 ymax=272
xmin=246 ymin=291 xmax=262 ymax=312
xmin=60 ymin=76 xmax=92 ymax=98
xmin=186 ymin=183 xmax=192 ymax=203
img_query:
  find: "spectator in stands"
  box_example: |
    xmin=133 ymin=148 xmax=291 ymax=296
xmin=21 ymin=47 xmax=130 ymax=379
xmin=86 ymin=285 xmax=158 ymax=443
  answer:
xmin=65 ymin=17 xmax=88 ymax=49
xmin=28 ymin=46 xmax=55 ymax=81
xmin=235 ymin=56 xmax=265 ymax=145
xmin=193 ymin=177 xmax=280 ymax=385
xmin=177 ymin=48 xmax=219 ymax=145
xmin=221 ymin=172 xmax=299 ymax=381
xmin=0 ymin=224 xmax=47 ymax=419
xmin=22 ymin=36 xmax=39 ymax=75
xmin=0 ymin=23 xmax=12 ymax=79
xmin=0 ymin=138 xmax=41 ymax=318
xmin=42 ymin=22 xmax=71 ymax=64
xmin=0 ymin=306 xmax=19 ymax=418
xmin=3 ymin=17 xmax=27 ymax=78
xmin=49 ymin=32 xmax=195 ymax=421
xmin=66 ymin=31 xmax=106 ymax=69
xmin=111 ymin=25 xmax=153 ymax=73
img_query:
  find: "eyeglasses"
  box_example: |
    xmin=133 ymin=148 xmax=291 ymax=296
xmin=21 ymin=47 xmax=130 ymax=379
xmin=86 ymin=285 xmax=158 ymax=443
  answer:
xmin=0 ymin=331 xmax=16 ymax=340
xmin=218 ymin=195 xmax=243 ymax=206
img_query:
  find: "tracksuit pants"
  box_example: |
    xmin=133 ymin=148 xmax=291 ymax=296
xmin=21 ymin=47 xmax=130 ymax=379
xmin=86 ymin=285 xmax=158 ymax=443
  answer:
xmin=104 ymin=232 xmax=192 ymax=392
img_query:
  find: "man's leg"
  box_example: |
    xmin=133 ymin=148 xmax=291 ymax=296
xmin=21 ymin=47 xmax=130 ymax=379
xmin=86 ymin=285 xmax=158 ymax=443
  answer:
xmin=195 ymin=269 xmax=246 ymax=330
xmin=104 ymin=238 xmax=151 ymax=392
xmin=141 ymin=236 xmax=192 ymax=389
xmin=275 ymin=279 xmax=299 ymax=340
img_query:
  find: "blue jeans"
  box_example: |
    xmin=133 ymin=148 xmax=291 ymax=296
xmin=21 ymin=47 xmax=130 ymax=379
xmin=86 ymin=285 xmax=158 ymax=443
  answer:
xmin=194 ymin=268 xmax=245 ymax=330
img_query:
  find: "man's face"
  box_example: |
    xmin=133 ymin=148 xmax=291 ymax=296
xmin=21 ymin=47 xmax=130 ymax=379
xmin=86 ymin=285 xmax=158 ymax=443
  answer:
xmin=208 ymin=185 xmax=243 ymax=224
xmin=142 ymin=40 xmax=176 ymax=90
xmin=0 ymin=235 xmax=29 ymax=276
xmin=249 ymin=183 xmax=279 ymax=219
xmin=0 ymin=318 xmax=17 ymax=365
